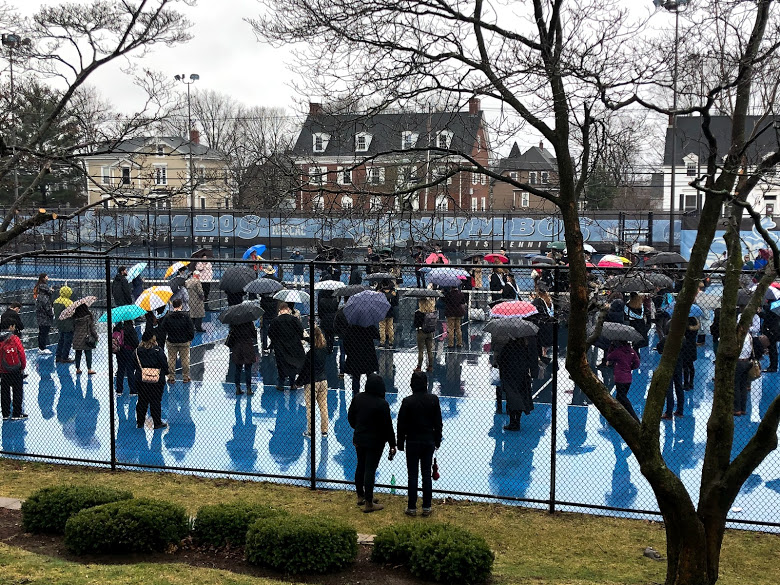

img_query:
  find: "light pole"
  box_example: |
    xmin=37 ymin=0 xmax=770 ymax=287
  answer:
xmin=653 ymin=0 xmax=689 ymax=251
xmin=174 ymin=73 xmax=199 ymax=211
xmin=2 ymin=33 xmax=32 ymax=202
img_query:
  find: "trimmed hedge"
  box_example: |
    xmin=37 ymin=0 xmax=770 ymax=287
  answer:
xmin=373 ymin=522 xmax=494 ymax=585
xmin=193 ymin=502 xmax=288 ymax=547
xmin=21 ymin=485 xmax=133 ymax=534
xmin=245 ymin=514 xmax=357 ymax=574
xmin=64 ymin=498 xmax=189 ymax=555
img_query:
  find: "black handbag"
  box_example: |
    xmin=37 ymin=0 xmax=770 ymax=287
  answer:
xmin=84 ymin=333 xmax=97 ymax=349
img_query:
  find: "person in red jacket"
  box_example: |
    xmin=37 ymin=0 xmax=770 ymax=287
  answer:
xmin=605 ymin=340 xmax=640 ymax=422
xmin=0 ymin=318 xmax=27 ymax=420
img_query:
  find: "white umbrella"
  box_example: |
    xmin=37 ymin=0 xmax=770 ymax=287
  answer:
xmin=314 ymin=280 xmax=346 ymax=291
xmin=273 ymin=289 xmax=311 ymax=304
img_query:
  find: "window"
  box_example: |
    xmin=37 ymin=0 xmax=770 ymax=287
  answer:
xmin=200 ymin=197 xmax=206 ymax=209
xmin=355 ymin=132 xmax=372 ymax=152
xmin=434 ymin=166 xmax=452 ymax=185
xmin=480 ymin=173 xmax=487 ymax=185
xmin=309 ymin=166 xmax=325 ymax=186
xmin=401 ymin=131 xmax=418 ymax=150
xmin=101 ymin=166 xmax=110 ymax=185
xmin=156 ymin=144 xmax=165 ymax=156
xmin=683 ymin=191 xmax=698 ymax=211
xmin=481 ymin=197 xmax=486 ymax=211
xmin=341 ymin=195 xmax=353 ymax=209
xmin=121 ymin=167 xmax=131 ymax=185
xmin=336 ymin=167 xmax=352 ymax=185
xmin=472 ymin=172 xmax=479 ymax=185
xmin=686 ymin=161 xmax=697 ymax=177
xmin=437 ymin=130 xmax=453 ymax=149
xmin=521 ymin=192 xmax=529 ymax=207
xmin=509 ymin=171 xmax=518 ymax=181
xmin=397 ymin=166 xmax=417 ymax=185
xmin=198 ymin=166 xmax=206 ymax=181
xmin=224 ymin=197 xmax=231 ymax=209
xmin=541 ymin=171 xmax=549 ymax=184
xmin=528 ymin=172 xmax=537 ymax=185
xmin=370 ymin=195 xmax=383 ymax=210
xmin=154 ymin=165 xmax=167 ymax=185
xmin=471 ymin=197 xmax=478 ymax=211
xmin=312 ymin=132 xmax=330 ymax=153
xmin=312 ymin=194 xmax=324 ymax=210
xmin=366 ymin=167 xmax=385 ymax=185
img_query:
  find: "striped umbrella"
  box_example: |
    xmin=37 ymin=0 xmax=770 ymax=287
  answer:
xmin=135 ymin=286 xmax=173 ymax=311
xmin=164 ymin=261 xmax=190 ymax=278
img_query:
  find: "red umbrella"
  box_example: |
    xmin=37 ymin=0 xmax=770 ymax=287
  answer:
xmin=489 ymin=301 xmax=539 ymax=319
xmin=484 ymin=253 xmax=509 ymax=264
xmin=425 ymin=252 xmax=450 ymax=265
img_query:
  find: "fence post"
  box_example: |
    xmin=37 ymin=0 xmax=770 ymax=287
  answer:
xmin=308 ymin=260 xmax=317 ymax=490
xmin=648 ymin=212 xmax=654 ymax=247
xmin=105 ymin=257 xmax=117 ymax=471
xmin=549 ymin=267 xmax=559 ymax=514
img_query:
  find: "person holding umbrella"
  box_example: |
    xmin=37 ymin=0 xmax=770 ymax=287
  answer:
xmin=318 ymin=289 xmax=339 ymax=353
xmin=489 ymin=266 xmax=506 ymax=302
xmin=111 ymin=266 xmax=133 ymax=307
xmin=496 ymin=333 xmax=538 ymax=431
xmin=268 ymin=302 xmax=306 ymax=390
xmin=443 ymin=285 xmax=465 ymax=348
xmin=413 ymin=297 xmax=438 ymax=371
xmin=194 ymin=252 xmax=214 ymax=309
xmin=348 ymin=372 xmax=396 ymax=513
xmin=376 ymin=279 xmax=398 ymax=347
xmin=411 ymin=245 xmax=426 ymax=288
xmin=72 ymin=303 xmax=98 ymax=375
xmin=113 ymin=318 xmax=139 ymax=395
xmin=134 ymin=329 xmax=169 ymax=429
xmin=225 ymin=316 xmax=258 ymax=395
xmin=186 ymin=271 xmax=206 ymax=332
xmin=169 ymin=266 xmax=190 ymax=312
xmin=33 ymin=273 xmax=54 ymax=354
xmin=605 ymin=340 xmax=641 ymax=422
xmin=53 ymin=285 xmax=75 ymax=364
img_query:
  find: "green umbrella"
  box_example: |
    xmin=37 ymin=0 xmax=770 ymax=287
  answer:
xmin=547 ymin=241 xmax=566 ymax=251
xmin=98 ymin=304 xmax=146 ymax=323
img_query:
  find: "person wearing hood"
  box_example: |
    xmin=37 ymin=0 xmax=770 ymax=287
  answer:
xmin=72 ymin=303 xmax=98 ymax=375
xmin=0 ymin=318 xmax=27 ymax=420
xmin=397 ymin=371 xmax=442 ymax=517
xmin=33 ymin=273 xmax=54 ymax=354
xmin=53 ymin=285 xmax=75 ymax=364
xmin=1 ymin=303 xmax=23 ymax=336
xmin=268 ymin=302 xmax=306 ymax=390
xmin=111 ymin=266 xmax=133 ymax=307
xmin=169 ymin=266 xmax=190 ymax=312
xmin=496 ymin=335 xmax=538 ymax=431
xmin=347 ymin=373 xmax=396 ymax=513
xmin=605 ymin=340 xmax=641 ymax=422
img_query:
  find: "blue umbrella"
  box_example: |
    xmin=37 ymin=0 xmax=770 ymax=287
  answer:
xmin=98 ymin=304 xmax=146 ymax=323
xmin=126 ymin=262 xmax=147 ymax=281
xmin=242 ymin=244 xmax=267 ymax=260
xmin=428 ymin=267 xmax=467 ymax=288
xmin=343 ymin=290 xmax=391 ymax=327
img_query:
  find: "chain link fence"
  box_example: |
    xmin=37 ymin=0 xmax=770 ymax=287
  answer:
xmin=0 ymin=253 xmax=778 ymax=531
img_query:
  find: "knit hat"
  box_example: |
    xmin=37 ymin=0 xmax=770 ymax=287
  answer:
xmin=364 ymin=373 xmax=386 ymax=397
xmin=410 ymin=371 xmax=427 ymax=393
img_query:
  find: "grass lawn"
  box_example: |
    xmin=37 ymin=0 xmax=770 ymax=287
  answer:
xmin=0 ymin=459 xmax=778 ymax=584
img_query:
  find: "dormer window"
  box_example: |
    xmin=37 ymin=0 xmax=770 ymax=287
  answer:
xmin=437 ymin=130 xmax=453 ymax=149
xmin=313 ymin=132 xmax=330 ymax=153
xmin=402 ymin=131 xmax=419 ymax=150
xmin=684 ymin=153 xmax=699 ymax=177
xmin=355 ymin=132 xmax=372 ymax=152
xmin=156 ymin=144 xmax=165 ymax=156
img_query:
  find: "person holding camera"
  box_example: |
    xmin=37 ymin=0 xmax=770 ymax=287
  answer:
xmin=347 ymin=373 xmax=396 ymax=513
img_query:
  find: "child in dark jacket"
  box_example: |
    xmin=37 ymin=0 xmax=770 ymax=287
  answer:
xmin=606 ymin=341 xmax=640 ymax=422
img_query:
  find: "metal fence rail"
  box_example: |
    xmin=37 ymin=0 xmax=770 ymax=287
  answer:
xmin=0 ymin=253 xmax=778 ymax=532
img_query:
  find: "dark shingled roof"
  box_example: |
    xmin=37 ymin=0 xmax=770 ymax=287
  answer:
xmin=663 ymin=115 xmax=780 ymax=166
xmin=496 ymin=143 xmax=558 ymax=174
xmin=292 ymin=110 xmax=484 ymax=158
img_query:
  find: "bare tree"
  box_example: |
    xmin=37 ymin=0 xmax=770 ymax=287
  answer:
xmin=0 ymin=0 xmax=192 ymax=253
xmin=253 ymin=1 xmax=780 ymax=584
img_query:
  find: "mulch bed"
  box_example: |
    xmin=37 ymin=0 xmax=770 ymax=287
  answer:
xmin=0 ymin=507 xmax=428 ymax=585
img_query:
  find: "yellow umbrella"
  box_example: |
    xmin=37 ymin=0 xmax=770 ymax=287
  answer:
xmin=164 ymin=261 xmax=190 ymax=278
xmin=617 ymin=256 xmax=632 ymax=264
xmin=135 ymin=286 xmax=173 ymax=311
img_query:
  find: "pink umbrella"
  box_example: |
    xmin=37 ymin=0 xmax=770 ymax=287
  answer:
xmin=425 ymin=252 xmax=450 ymax=265
xmin=489 ymin=301 xmax=539 ymax=319
xmin=597 ymin=260 xmax=624 ymax=268
xmin=484 ymin=253 xmax=509 ymax=264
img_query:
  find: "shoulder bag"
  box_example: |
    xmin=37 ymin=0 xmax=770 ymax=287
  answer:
xmin=136 ymin=349 xmax=161 ymax=383
xmin=748 ymin=350 xmax=762 ymax=381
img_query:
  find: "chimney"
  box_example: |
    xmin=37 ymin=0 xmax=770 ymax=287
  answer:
xmin=539 ymin=140 xmax=543 ymax=149
xmin=310 ymin=102 xmax=323 ymax=116
xmin=189 ymin=129 xmax=200 ymax=145
xmin=468 ymin=97 xmax=480 ymax=115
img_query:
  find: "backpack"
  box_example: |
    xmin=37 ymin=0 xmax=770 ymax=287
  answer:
xmin=111 ymin=329 xmax=124 ymax=354
xmin=0 ymin=337 xmax=22 ymax=373
xmin=421 ymin=311 xmax=437 ymax=334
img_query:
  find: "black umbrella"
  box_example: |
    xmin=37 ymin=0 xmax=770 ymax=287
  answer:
xmin=191 ymin=248 xmax=214 ymax=258
xmin=402 ymin=289 xmax=443 ymax=298
xmin=737 ymin=288 xmax=753 ymax=307
xmin=529 ymin=255 xmax=555 ymax=265
xmin=588 ymin=322 xmax=643 ymax=343
xmin=366 ymin=272 xmax=397 ymax=282
xmin=642 ymin=273 xmax=674 ymax=288
xmin=244 ymin=279 xmax=284 ymax=296
xmin=219 ymin=265 xmax=256 ymax=293
xmin=335 ymin=284 xmax=367 ymax=297
xmin=219 ymin=301 xmax=264 ymax=325
xmin=605 ymin=275 xmax=656 ymax=293
xmin=648 ymin=252 xmax=688 ymax=265
xmin=484 ymin=317 xmax=539 ymax=339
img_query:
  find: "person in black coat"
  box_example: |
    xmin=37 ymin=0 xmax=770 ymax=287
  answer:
xmin=489 ymin=267 xmax=506 ymax=302
xmin=134 ymin=329 xmax=169 ymax=429
xmin=397 ymin=371 xmax=442 ymax=517
xmin=681 ymin=317 xmax=699 ymax=389
xmin=343 ymin=323 xmax=379 ymax=393
xmin=111 ymin=267 xmax=133 ymax=307
xmin=114 ymin=320 xmax=139 ymax=395
xmin=268 ymin=303 xmax=305 ymax=390
xmin=530 ymin=285 xmax=555 ymax=356
xmin=762 ymin=301 xmax=780 ymax=372
xmin=348 ymin=265 xmax=363 ymax=285
xmin=226 ymin=320 xmax=258 ymax=395
xmin=348 ymin=373 xmax=396 ymax=512
xmin=317 ymin=290 xmax=339 ymax=352
xmin=1 ymin=303 xmax=24 ymax=335
xmin=260 ymin=292 xmax=279 ymax=352
xmin=497 ymin=335 xmax=539 ymax=431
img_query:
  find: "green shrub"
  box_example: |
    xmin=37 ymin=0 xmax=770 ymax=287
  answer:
xmin=408 ymin=525 xmax=494 ymax=585
xmin=21 ymin=485 xmax=133 ymax=534
xmin=245 ymin=514 xmax=357 ymax=574
xmin=371 ymin=522 xmax=448 ymax=564
xmin=193 ymin=502 xmax=288 ymax=547
xmin=64 ymin=498 xmax=189 ymax=555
